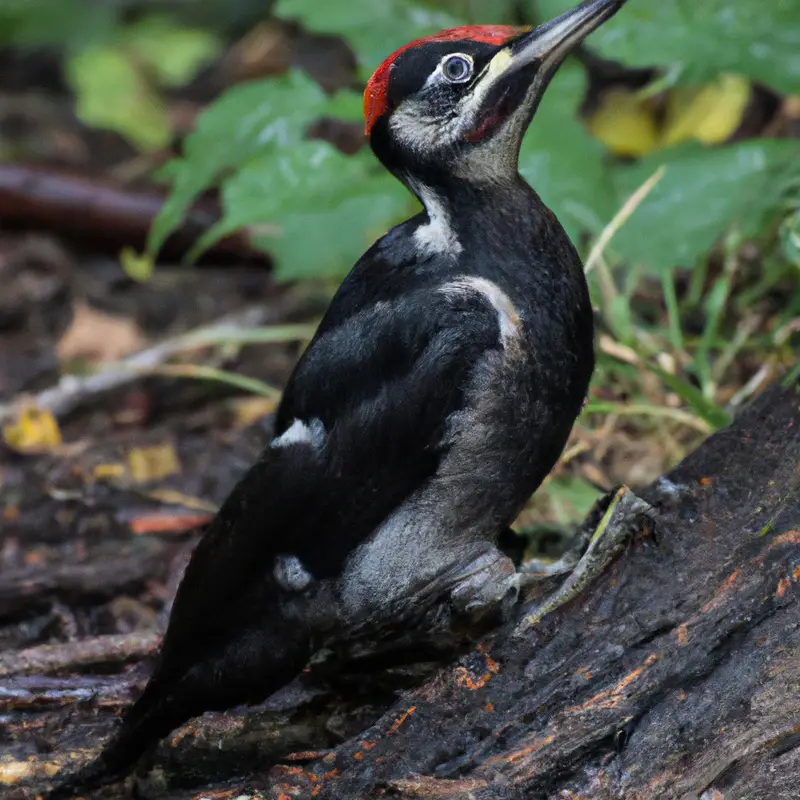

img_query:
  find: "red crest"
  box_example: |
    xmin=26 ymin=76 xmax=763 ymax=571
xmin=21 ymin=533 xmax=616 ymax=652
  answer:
xmin=363 ymin=26 xmax=525 ymax=135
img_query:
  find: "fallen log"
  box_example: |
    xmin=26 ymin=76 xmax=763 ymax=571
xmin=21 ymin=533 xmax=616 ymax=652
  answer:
xmin=3 ymin=383 xmax=798 ymax=799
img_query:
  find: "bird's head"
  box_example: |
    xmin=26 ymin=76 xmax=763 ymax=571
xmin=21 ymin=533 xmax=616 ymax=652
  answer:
xmin=364 ymin=0 xmax=624 ymax=188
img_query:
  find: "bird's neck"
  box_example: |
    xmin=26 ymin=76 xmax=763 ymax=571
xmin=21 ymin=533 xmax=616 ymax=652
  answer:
xmin=404 ymin=173 xmax=551 ymax=259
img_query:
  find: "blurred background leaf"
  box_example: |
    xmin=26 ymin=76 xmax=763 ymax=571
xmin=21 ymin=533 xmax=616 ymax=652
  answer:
xmin=0 ymin=0 xmax=798 ymax=532
xmin=536 ymin=0 xmax=800 ymax=93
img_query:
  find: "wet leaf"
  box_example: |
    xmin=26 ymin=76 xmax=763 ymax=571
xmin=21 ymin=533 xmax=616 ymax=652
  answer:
xmin=119 ymin=247 xmax=155 ymax=283
xmin=609 ymin=140 xmax=800 ymax=274
xmin=586 ymin=88 xmax=659 ymax=157
xmin=519 ymin=63 xmax=615 ymax=242
xmin=3 ymin=406 xmax=62 ymax=454
xmin=536 ymin=0 xmax=800 ymax=94
xmin=662 ymin=75 xmax=751 ymax=147
xmin=149 ymin=70 xmax=332 ymax=256
xmin=127 ymin=443 xmax=182 ymax=483
xmin=66 ymin=46 xmax=170 ymax=151
xmin=122 ymin=14 xmax=221 ymax=87
xmin=57 ymin=301 xmax=147 ymax=365
xmin=193 ymin=141 xmax=409 ymax=275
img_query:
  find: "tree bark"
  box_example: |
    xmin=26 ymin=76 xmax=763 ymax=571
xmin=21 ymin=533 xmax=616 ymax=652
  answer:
xmin=2 ymin=384 xmax=798 ymax=800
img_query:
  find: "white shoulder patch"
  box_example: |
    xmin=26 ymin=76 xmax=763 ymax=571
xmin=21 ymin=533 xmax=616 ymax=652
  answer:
xmin=440 ymin=276 xmax=521 ymax=349
xmin=274 ymin=554 xmax=313 ymax=592
xmin=271 ymin=418 xmax=325 ymax=449
xmin=412 ymin=183 xmax=463 ymax=258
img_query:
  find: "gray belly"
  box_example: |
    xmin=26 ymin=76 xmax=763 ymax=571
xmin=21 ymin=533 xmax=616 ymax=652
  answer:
xmin=338 ymin=344 xmax=549 ymax=625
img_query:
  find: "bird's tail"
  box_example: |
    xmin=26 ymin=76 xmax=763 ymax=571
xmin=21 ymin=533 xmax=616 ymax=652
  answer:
xmin=46 ymin=678 xmax=190 ymax=799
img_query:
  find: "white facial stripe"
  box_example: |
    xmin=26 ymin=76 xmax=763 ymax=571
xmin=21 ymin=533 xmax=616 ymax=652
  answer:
xmin=411 ymin=183 xmax=463 ymax=257
xmin=440 ymin=277 xmax=521 ymax=348
xmin=456 ymin=47 xmax=514 ymax=123
xmin=271 ymin=418 xmax=326 ymax=449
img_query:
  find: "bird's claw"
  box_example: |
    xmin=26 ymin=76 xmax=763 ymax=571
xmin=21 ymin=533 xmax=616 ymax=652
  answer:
xmin=513 ymin=486 xmax=655 ymax=637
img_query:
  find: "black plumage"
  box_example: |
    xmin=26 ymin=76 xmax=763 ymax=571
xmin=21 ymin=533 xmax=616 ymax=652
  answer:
xmin=47 ymin=1 xmax=625 ymax=795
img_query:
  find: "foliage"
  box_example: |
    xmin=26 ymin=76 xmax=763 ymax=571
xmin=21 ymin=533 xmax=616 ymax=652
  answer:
xmin=141 ymin=0 xmax=800 ymax=283
xmin=536 ymin=0 xmax=800 ymax=94
xmin=3 ymin=0 xmax=799 ymax=522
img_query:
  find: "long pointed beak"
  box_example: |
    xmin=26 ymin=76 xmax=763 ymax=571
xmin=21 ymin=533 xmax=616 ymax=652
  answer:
xmin=509 ymin=0 xmax=624 ymax=69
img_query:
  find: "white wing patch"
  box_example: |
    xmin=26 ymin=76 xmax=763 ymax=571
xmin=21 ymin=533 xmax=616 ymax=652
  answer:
xmin=274 ymin=554 xmax=314 ymax=592
xmin=271 ymin=418 xmax=326 ymax=449
xmin=440 ymin=277 xmax=521 ymax=349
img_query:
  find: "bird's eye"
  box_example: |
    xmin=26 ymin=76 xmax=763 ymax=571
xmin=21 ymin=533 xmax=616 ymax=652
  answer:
xmin=442 ymin=54 xmax=473 ymax=84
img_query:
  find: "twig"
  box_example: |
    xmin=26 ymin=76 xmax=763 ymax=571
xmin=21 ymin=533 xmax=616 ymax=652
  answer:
xmin=0 ymin=632 xmax=160 ymax=678
xmin=0 ymin=308 xmax=316 ymax=423
xmin=585 ymin=165 xmax=667 ymax=274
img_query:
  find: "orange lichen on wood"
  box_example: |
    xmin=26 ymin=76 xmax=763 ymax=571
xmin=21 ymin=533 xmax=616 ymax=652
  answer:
xmin=485 ymin=702 xmax=494 ymax=713
xmin=699 ymin=569 xmax=741 ymax=614
xmin=387 ymin=706 xmax=416 ymax=735
xmin=776 ymin=576 xmax=792 ymax=598
xmin=567 ymin=653 xmax=659 ymax=713
xmin=454 ymin=666 xmax=495 ymax=691
xmin=389 ymin=776 xmax=489 ymax=797
xmin=496 ymin=734 xmax=555 ymax=765
xmin=284 ymin=750 xmax=329 ymax=761
xmin=361 ymin=741 xmax=376 ymax=751
xmin=675 ymin=624 xmax=689 ymax=645
xmin=764 ymin=529 xmax=800 ymax=553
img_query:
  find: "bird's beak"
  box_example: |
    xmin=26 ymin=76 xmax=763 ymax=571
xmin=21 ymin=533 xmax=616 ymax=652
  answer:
xmin=506 ymin=0 xmax=624 ymax=71
xmin=479 ymin=0 xmax=624 ymax=94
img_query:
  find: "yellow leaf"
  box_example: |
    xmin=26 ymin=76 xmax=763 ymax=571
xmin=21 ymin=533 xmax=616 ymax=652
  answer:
xmin=120 ymin=246 xmax=155 ymax=283
xmin=127 ymin=443 xmax=181 ymax=483
xmin=230 ymin=396 xmax=278 ymax=428
xmin=586 ymin=88 xmax=659 ymax=158
xmin=2 ymin=406 xmax=62 ymax=454
xmin=66 ymin=46 xmax=171 ymax=152
xmin=662 ymin=74 xmax=750 ymax=147
xmin=93 ymin=463 xmax=126 ymax=480
xmin=57 ymin=301 xmax=147 ymax=365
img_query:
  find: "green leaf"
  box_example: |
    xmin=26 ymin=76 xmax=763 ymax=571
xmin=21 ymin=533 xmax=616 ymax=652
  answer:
xmin=268 ymin=191 xmax=412 ymax=280
xmin=535 ymin=0 xmax=800 ymax=94
xmin=148 ymin=70 xmax=331 ymax=255
xmin=274 ymin=0 xmax=463 ymax=72
xmin=66 ymin=46 xmax=171 ymax=151
xmin=0 ymin=0 xmax=118 ymax=49
xmin=608 ymin=140 xmax=800 ymax=274
xmin=122 ymin=15 xmax=221 ymax=88
xmin=197 ymin=142 xmax=409 ymax=278
xmin=519 ymin=63 xmax=615 ymax=243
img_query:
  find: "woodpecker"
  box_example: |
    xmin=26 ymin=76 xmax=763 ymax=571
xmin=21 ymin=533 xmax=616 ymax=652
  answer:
xmin=48 ymin=1 xmax=625 ymax=795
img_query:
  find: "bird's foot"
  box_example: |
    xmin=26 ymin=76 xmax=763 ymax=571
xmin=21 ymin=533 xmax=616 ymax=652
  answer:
xmin=513 ymin=486 xmax=654 ymax=637
xmin=447 ymin=547 xmax=519 ymax=631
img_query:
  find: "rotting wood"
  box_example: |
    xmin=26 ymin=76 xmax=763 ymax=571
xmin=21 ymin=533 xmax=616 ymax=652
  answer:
xmin=2 ymin=384 xmax=798 ymax=800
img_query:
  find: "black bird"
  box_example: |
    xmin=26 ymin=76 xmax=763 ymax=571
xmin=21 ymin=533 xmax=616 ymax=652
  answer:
xmin=49 ymin=0 xmax=625 ymax=794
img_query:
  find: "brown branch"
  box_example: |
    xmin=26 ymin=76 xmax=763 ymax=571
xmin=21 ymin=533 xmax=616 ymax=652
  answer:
xmin=0 ymin=163 xmax=266 ymax=263
xmin=0 ymin=632 xmax=160 ymax=678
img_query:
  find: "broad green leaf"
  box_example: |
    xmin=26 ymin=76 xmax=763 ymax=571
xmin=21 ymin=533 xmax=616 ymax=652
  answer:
xmin=122 ymin=15 xmax=221 ymax=88
xmin=194 ymin=141 xmax=409 ymax=277
xmin=66 ymin=46 xmax=171 ymax=151
xmin=148 ymin=70 xmax=331 ymax=255
xmin=274 ymin=0 xmax=462 ymax=73
xmin=519 ymin=63 xmax=615 ymax=243
xmin=609 ymin=140 xmax=800 ymax=274
xmin=536 ymin=0 xmax=800 ymax=94
xmin=267 ymin=191 xmax=413 ymax=280
xmin=0 ymin=0 xmax=118 ymax=49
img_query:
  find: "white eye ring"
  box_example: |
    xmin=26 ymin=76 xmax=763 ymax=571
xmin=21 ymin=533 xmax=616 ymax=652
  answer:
xmin=441 ymin=53 xmax=473 ymax=84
